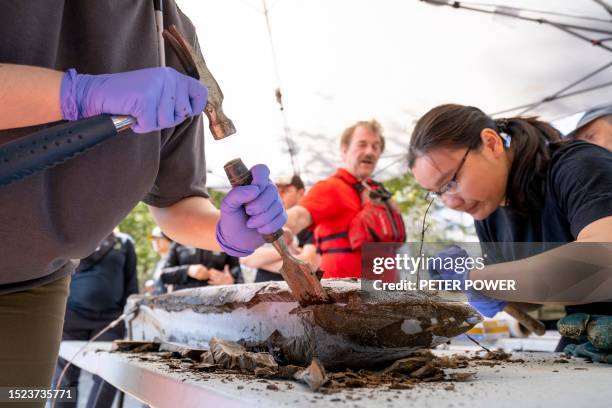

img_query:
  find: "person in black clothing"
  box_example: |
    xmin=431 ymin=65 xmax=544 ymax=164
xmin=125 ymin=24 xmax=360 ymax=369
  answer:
xmin=160 ymin=243 xmax=242 ymax=291
xmin=242 ymin=174 xmax=319 ymax=282
xmin=53 ymin=231 xmax=138 ymax=408
xmin=409 ymin=104 xmax=612 ymax=362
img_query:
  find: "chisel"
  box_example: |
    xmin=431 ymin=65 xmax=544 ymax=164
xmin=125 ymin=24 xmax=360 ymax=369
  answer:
xmin=224 ymin=158 xmax=331 ymax=306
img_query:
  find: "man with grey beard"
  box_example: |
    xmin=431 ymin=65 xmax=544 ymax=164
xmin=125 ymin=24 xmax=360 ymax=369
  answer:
xmin=285 ymin=119 xmax=405 ymax=279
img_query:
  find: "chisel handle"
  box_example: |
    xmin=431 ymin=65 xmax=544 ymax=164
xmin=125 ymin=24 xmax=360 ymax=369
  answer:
xmin=223 ymin=158 xmax=283 ymax=243
xmin=0 ymin=115 xmax=134 ymax=187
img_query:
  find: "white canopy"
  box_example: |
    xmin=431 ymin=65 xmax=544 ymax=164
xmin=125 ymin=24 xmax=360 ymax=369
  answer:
xmin=177 ymin=0 xmax=612 ymax=188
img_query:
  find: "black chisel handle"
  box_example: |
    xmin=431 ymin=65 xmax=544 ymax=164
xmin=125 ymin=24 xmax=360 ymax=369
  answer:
xmin=0 ymin=115 xmax=120 ymax=187
xmin=224 ymin=158 xmax=283 ymax=243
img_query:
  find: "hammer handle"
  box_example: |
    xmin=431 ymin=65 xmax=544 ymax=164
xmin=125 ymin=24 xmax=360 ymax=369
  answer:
xmin=504 ymin=304 xmax=546 ymax=336
xmin=0 ymin=115 xmax=133 ymax=187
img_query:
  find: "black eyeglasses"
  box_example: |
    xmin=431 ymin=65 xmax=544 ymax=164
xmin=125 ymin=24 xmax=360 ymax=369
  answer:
xmin=428 ymin=146 xmax=471 ymax=200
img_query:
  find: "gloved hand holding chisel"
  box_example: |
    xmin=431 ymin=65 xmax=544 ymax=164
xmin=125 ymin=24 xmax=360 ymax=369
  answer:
xmin=217 ymin=164 xmax=288 ymax=257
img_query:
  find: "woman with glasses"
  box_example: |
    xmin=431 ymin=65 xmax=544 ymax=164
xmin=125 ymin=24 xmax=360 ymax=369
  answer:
xmin=408 ymin=103 xmax=612 ymax=362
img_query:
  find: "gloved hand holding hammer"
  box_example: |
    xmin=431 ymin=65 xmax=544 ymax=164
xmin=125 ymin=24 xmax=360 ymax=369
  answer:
xmin=61 ymin=66 xmax=207 ymax=133
xmin=61 ymin=65 xmax=287 ymax=256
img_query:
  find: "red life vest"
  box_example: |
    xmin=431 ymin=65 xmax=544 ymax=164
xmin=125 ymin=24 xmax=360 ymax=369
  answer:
xmin=348 ymin=179 xmax=406 ymax=248
xmin=314 ymin=175 xmax=406 ymax=255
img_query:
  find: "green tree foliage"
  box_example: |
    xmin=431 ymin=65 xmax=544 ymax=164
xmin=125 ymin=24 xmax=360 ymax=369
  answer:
xmin=207 ymin=189 xmax=226 ymax=208
xmin=384 ymin=172 xmax=475 ymax=242
xmin=119 ymin=202 xmax=159 ymax=286
xmin=383 ymin=172 xmax=444 ymax=242
xmin=119 ymin=190 xmax=228 ymax=286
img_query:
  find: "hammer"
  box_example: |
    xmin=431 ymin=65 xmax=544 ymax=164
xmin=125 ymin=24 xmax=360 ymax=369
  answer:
xmin=504 ymin=304 xmax=546 ymax=336
xmin=0 ymin=26 xmax=234 ymax=186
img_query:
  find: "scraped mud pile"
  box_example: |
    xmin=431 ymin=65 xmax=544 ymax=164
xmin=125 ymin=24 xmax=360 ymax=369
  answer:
xmin=113 ymin=339 xmax=531 ymax=393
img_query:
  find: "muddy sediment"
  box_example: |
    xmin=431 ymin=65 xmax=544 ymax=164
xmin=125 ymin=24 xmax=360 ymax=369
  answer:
xmin=126 ymin=279 xmax=482 ymax=369
xmin=115 ymin=340 xmax=526 ymax=393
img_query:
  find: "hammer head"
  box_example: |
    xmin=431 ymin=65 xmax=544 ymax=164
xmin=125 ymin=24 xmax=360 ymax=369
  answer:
xmin=164 ymin=25 xmax=236 ymax=140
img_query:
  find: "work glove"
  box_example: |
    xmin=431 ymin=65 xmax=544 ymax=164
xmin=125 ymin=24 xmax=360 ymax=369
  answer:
xmin=216 ymin=164 xmax=287 ymax=257
xmin=428 ymin=245 xmax=506 ymax=318
xmin=60 ymin=67 xmax=207 ymax=134
xmin=559 ymin=313 xmax=612 ymax=363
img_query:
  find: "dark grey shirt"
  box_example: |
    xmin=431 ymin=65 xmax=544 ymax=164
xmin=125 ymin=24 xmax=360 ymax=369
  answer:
xmin=0 ymin=1 xmax=208 ymax=293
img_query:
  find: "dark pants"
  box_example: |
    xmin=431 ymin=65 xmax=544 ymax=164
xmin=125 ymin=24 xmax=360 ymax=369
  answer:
xmin=52 ymin=308 xmax=125 ymax=408
xmin=0 ymin=275 xmax=70 ymax=408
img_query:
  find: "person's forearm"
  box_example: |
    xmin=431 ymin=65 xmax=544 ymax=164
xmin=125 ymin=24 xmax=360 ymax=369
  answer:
xmin=470 ymin=242 xmax=612 ymax=304
xmin=257 ymin=260 xmax=283 ymax=273
xmin=285 ymin=205 xmax=312 ymax=234
xmin=241 ymin=246 xmax=282 ymax=268
xmin=149 ymin=196 xmax=222 ymax=251
xmin=296 ymin=244 xmax=320 ymax=270
xmin=0 ymin=64 xmax=63 ymax=129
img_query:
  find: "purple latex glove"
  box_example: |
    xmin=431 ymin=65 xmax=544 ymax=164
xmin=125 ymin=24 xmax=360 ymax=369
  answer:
xmin=428 ymin=245 xmax=506 ymax=318
xmin=60 ymin=67 xmax=207 ymax=134
xmin=469 ymin=297 xmax=506 ymax=318
xmin=216 ymin=164 xmax=287 ymax=257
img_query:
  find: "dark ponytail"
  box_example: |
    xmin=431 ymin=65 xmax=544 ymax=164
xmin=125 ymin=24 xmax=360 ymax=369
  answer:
xmin=408 ymin=104 xmax=563 ymax=214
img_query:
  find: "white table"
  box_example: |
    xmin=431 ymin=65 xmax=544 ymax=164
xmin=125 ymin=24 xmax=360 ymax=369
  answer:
xmin=59 ymin=341 xmax=612 ymax=408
